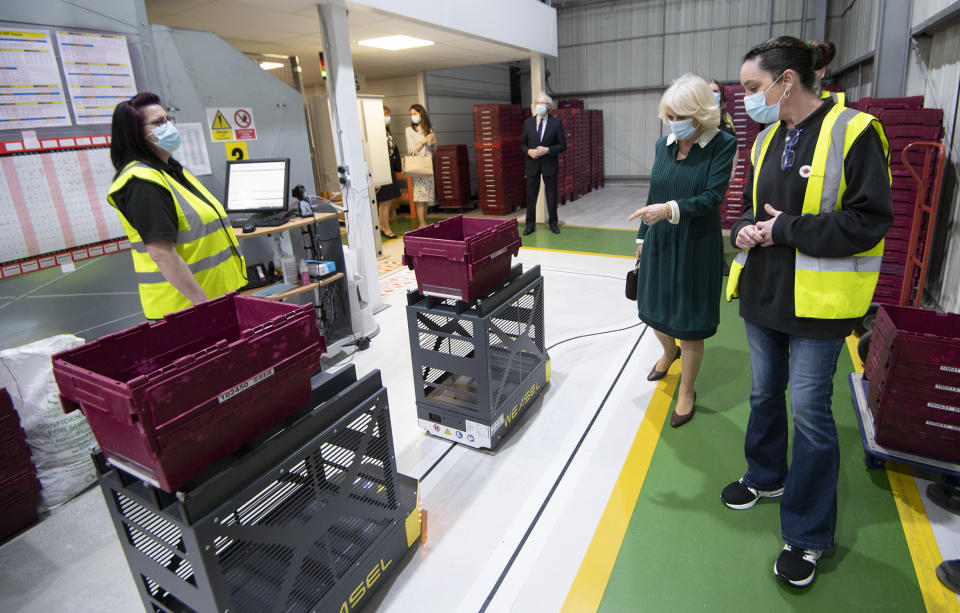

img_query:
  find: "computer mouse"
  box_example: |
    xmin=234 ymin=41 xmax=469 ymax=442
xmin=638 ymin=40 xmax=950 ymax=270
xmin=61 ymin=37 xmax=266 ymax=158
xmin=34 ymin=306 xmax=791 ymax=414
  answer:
xmin=242 ymin=223 xmax=256 ymax=233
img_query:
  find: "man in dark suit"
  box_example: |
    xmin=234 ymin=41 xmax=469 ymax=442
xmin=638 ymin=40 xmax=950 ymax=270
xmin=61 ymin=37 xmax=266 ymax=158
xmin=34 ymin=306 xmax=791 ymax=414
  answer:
xmin=520 ymin=93 xmax=566 ymax=235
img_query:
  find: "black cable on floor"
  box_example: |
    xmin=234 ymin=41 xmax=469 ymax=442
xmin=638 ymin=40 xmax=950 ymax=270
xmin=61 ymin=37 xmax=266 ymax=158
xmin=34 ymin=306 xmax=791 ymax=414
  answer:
xmin=547 ymin=321 xmax=644 ymax=351
xmin=419 ymin=442 xmax=456 ymax=482
xmin=478 ymin=324 xmax=648 ymax=612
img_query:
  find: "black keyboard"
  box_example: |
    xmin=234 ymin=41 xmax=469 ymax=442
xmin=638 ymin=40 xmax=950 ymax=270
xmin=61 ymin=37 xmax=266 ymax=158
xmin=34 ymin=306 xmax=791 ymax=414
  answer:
xmin=229 ymin=211 xmax=294 ymax=228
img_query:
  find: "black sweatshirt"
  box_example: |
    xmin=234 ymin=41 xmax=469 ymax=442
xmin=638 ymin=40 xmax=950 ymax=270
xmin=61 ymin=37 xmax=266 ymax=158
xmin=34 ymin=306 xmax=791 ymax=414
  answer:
xmin=730 ymin=100 xmax=894 ymax=339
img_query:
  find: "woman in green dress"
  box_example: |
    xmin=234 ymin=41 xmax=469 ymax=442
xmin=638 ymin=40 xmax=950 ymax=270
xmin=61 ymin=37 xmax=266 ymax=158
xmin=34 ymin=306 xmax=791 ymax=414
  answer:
xmin=629 ymin=73 xmax=736 ymax=427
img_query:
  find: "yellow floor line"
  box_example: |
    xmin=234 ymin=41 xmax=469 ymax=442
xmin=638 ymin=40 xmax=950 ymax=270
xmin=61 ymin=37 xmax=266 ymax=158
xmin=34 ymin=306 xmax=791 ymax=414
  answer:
xmin=560 ymin=362 xmax=680 ymax=613
xmin=520 ymin=246 xmax=634 ymax=259
xmin=846 ymin=334 xmax=957 ymax=612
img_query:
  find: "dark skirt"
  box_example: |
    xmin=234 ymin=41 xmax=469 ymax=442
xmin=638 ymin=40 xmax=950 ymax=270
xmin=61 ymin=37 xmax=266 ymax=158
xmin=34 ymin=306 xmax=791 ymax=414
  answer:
xmin=376 ymin=178 xmax=402 ymax=202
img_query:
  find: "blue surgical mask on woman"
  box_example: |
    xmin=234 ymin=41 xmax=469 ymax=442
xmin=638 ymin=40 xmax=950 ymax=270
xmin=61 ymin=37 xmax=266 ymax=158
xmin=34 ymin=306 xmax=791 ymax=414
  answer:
xmin=670 ymin=118 xmax=697 ymax=141
xmin=713 ymin=91 xmax=722 ymax=104
xmin=150 ymin=121 xmax=181 ymax=153
xmin=384 ymin=115 xmax=391 ymax=126
xmin=743 ymin=72 xmax=786 ymax=124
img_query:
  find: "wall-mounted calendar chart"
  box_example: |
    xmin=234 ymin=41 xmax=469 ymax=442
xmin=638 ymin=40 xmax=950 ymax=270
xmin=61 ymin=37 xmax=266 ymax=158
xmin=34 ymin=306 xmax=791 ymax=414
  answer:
xmin=0 ymin=28 xmax=71 ymax=129
xmin=56 ymin=30 xmax=137 ymax=125
xmin=0 ymin=145 xmax=124 ymax=268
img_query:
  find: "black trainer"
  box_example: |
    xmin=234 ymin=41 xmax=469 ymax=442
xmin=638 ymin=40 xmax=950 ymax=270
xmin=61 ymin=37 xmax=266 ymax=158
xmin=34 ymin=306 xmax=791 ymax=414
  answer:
xmin=774 ymin=544 xmax=822 ymax=587
xmin=721 ymin=478 xmax=784 ymax=510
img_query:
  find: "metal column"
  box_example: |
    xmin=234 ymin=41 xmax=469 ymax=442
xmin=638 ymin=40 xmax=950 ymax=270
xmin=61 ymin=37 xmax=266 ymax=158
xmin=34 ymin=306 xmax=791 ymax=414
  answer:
xmin=316 ymin=0 xmax=382 ymax=315
xmin=874 ymin=0 xmax=914 ymax=98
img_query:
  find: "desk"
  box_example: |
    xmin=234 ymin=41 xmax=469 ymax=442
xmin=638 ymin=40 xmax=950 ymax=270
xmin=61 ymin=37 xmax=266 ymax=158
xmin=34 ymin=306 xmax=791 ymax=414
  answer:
xmin=239 ymin=272 xmax=344 ymax=301
xmin=232 ymin=212 xmax=336 ymax=239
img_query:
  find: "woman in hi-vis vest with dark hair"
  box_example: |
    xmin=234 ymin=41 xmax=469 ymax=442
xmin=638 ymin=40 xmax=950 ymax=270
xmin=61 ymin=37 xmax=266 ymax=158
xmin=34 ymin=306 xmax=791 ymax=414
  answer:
xmin=107 ymin=92 xmax=245 ymax=319
xmin=722 ymin=37 xmax=892 ymax=588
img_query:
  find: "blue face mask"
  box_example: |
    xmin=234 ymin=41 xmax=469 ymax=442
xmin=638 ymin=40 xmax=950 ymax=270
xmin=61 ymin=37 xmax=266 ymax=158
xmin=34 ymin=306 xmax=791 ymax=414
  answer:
xmin=535 ymin=104 xmax=547 ymax=116
xmin=713 ymin=91 xmax=722 ymax=104
xmin=743 ymin=73 xmax=786 ymax=124
xmin=670 ymin=118 xmax=697 ymax=141
xmin=150 ymin=121 xmax=181 ymax=153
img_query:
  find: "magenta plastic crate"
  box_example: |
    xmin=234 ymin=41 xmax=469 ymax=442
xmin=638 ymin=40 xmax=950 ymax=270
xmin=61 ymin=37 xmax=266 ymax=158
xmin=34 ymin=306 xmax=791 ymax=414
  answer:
xmin=873 ymin=411 xmax=960 ymax=463
xmin=865 ymin=306 xmax=960 ymax=384
xmin=402 ymin=215 xmax=521 ymax=301
xmin=52 ymin=294 xmax=325 ymax=492
xmin=867 ymin=362 xmax=960 ymax=426
xmin=0 ymin=469 xmax=41 ymax=542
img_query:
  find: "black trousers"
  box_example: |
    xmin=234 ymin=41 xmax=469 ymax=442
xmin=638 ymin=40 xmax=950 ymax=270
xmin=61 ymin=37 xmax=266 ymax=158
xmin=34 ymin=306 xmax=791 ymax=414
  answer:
xmin=525 ymin=172 xmax=559 ymax=228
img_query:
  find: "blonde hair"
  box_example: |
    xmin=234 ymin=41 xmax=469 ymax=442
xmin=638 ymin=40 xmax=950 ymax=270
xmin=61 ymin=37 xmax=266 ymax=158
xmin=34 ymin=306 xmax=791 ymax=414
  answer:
xmin=658 ymin=73 xmax=720 ymax=132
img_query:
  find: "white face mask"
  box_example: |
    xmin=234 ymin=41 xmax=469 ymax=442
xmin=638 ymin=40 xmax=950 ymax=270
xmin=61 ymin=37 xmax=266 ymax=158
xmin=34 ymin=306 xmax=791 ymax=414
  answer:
xmin=384 ymin=116 xmax=391 ymax=126
xmin=535 ymin=103 xmax=547 ymax=116
xmin=410 ymin=114 xmax=421 ymax=125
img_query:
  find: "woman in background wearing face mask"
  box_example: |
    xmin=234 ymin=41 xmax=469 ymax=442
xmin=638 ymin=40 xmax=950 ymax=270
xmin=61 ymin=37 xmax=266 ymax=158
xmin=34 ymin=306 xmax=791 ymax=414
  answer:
xmin=376 ymin=105 xmax=402 ymax=239
xmin=107 ymin=92 xmax=245 ymax=319
xmin=722 ymin=37 xmax=892 ymax=588
xmin=627 ymin=73 xmax=736 ymax=428
xmin=405 ymin=103 xmax=437 ymax=228
xmin=709 ymin=79 xmax=737 ymax=137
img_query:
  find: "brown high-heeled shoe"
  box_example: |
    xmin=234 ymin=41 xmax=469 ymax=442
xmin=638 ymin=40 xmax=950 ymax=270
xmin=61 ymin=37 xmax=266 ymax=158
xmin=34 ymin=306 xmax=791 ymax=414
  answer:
xmin=647 ymin=346 xmax=681 ymax=381
xmin=671 ymin=392 xmax=696 ymax=428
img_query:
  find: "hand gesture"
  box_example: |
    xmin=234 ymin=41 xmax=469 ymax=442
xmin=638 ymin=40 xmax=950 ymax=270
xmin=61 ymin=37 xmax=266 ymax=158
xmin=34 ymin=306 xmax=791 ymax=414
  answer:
xmin=754 ymin=203 xmax=781 ymax=247
xmin=628 ymin=203 xmax=669 ymax=226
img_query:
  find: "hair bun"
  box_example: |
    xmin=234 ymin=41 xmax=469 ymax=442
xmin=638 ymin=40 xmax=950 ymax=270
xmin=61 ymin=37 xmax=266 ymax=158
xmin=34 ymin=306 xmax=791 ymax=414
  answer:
xmin=809 ymin=41 xmax=837 ymax=70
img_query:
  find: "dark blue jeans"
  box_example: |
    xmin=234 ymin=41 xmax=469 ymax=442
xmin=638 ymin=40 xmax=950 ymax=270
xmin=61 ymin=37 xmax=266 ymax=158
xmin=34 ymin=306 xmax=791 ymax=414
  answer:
xmin=742 ymin=320 xmax=845 ymax=552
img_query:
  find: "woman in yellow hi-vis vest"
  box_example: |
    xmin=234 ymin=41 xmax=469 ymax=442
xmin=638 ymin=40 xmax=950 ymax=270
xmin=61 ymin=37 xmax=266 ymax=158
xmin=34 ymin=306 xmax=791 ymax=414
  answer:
xmin=720 ymin=37 xmax=892 ymax=588
xmin=107 ymin=93 xmax=245 ymax=319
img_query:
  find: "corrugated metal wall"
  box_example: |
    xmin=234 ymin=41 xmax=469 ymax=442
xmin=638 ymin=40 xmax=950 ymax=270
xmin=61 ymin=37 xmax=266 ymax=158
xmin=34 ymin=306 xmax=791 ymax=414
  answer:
xmin=423 ymin=64 xmax=513 ymax=193
xmin=548 ymin=0 xmax=814 ymax=178
xmin=828 ymin=0 xmax=879 ymax=100
xmin=905 ymin=1 xmax=960 ymax=313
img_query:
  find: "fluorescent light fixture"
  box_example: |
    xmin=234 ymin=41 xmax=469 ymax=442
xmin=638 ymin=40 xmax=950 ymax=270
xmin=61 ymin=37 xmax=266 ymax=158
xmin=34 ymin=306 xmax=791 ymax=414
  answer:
xmin=357 ymin=35 xmax=434 ymax=51
xmin=259 ymin=61 xmax=284 ymax=70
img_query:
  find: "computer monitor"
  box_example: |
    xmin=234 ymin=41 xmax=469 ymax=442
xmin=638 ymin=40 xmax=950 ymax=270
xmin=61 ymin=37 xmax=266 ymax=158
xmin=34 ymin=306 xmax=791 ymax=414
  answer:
xmin=223 ymin=158 xmax=290 ymax=214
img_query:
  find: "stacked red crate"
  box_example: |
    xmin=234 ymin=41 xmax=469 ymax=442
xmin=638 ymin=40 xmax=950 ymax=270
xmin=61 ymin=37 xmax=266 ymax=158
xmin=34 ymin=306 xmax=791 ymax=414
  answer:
xmin=474 ymin=104 xmax=524 ymax=215
xmin=720 ymin=84 xmax=764 ymax=230
xmin=570 ymin=108 xmax=590 ymax=197
xmin=848 ymin=97 xmax=944 ymax=306
xmin=0 ymin=389 xmax=41 ymax=542
xmin=433 ymin=145 xmax=471 ymax=208
xmin=863 ymin=306 xmax=960 ymax=462
xmin=550 ymin=108 xmax=576 ymax=204
xmin=587 ymin=109 xmax=604 ymax=190
xmin=597 ymin=109 xmax=605 ymax=187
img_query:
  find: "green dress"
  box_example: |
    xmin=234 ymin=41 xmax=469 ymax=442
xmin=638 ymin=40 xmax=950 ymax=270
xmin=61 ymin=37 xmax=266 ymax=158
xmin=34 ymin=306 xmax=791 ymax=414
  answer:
xmin=636 ymin=130 xmax=736 ymax=340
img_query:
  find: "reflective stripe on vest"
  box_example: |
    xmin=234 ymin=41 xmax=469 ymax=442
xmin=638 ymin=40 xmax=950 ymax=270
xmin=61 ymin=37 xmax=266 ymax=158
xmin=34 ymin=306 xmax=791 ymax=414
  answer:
xmin=821 ymin=90 xmax=846 ymax=107
xmin=724 ymin=107 xmax=889 ymax=318
xmin=107 ymin=161 xmax=245 ymax=318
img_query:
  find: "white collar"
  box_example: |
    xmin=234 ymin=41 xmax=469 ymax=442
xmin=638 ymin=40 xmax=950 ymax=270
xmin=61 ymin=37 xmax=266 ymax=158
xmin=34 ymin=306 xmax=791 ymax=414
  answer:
xmin=666 ymin=126 xmax=719 ymax=148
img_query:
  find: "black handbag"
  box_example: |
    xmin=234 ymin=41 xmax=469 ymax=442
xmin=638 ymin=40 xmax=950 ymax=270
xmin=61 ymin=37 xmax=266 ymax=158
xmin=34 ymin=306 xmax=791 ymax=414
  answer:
xmin=625 ymin=256 xmax=640 ymax=301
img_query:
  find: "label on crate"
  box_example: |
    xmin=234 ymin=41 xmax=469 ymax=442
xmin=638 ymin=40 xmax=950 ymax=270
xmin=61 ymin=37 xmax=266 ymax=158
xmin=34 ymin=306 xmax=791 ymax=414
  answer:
xmin=926 ymin=420 xmax=960 ymax=433
xmin=929 ymin=402 xmax=960 ymax=414
xmin=935 ymin=384 xmax=960 ymax=394
xmin=218 ymin=368 xmax=275 ymax=403
xmin=940 ymin=365 xmax=960 ymax=374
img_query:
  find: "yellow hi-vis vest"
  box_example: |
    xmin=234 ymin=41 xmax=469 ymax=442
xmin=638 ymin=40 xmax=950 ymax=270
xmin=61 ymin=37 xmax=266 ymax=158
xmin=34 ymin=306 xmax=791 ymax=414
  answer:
xmin=725 ymin=105 xmax=890 ymax=319
xmin=107 ymin=161 xmax=246 ymax=319
xmin=821 ymin=89 xmax=846 ymax=107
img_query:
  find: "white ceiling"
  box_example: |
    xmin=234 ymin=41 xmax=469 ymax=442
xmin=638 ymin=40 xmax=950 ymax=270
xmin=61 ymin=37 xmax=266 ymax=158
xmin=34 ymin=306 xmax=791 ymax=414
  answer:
xmin=144 ymin=0 xmax=534 ymax=86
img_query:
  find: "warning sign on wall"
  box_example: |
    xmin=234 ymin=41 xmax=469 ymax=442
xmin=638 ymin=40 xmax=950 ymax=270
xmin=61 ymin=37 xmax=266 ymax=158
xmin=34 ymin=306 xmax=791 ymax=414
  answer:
xmin=205 ymin=107 xmax=257 ymax=141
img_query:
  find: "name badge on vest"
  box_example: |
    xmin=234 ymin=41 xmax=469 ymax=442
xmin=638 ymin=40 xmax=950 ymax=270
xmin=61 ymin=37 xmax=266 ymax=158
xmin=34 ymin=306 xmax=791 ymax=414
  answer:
xmin=799 ymin=165 xmax=812 ymax=179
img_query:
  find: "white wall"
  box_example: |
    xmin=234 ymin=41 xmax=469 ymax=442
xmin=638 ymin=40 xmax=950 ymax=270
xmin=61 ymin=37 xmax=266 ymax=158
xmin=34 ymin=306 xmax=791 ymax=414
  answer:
xmin=548 ymin=0 xmax=815 ymax=178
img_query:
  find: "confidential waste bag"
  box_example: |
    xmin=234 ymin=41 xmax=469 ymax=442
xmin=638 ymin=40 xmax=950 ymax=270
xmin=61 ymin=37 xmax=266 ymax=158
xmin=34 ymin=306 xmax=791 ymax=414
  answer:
xmin=0 ymin=334 xmax=96 ymax=510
